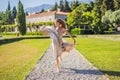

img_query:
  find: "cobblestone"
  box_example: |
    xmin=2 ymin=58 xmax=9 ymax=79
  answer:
xmin=25 ymin=46 xmax=109 ymax=80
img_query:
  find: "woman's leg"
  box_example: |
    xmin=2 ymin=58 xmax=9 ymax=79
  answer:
xmin=59 ymin=43 xmax=74 ymax=60
xmin=53 ymin=44 xmax=60 ymax=72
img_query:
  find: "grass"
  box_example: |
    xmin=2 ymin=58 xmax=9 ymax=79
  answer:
xmin=66 ymin=37 xmax=120 ymax=80
xmin=0 ymin=39 xmax=51 ymax=80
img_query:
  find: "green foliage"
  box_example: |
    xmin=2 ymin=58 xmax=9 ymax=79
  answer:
xmin=0 ymin=12 xmax=5 ymax=25
xmin=67 ymin=9 xmax=82 ymax=27
xmin=64 ymin=0 xmax=71 ymax=12
xmin=51 ymin=0 xmax=71 ymax=12
xmin=108 ymin=27 xmax=116 ymax=31
xmin=11 ymin=6 xmax=17 ymax=23
xmin=93 ymin=0 xmax=102 ymax=15
xmin=70 ymin=28 xmax=94 ymax=35
xmin=67 ymin=2 xmax=95 ymax=27
xmin=100 ymin=0 xmax=108 ymax=16
xmin=102 ymin=10 xmax=120 ymax=30
xmin=40 ymin=9 xmax=45 ymax=13
xmin=0 ymin=24 xmax=16 ymax=33
xmin=59 ymin=0 xmax=64 ymax=11
xmin=81 ymin=12 xmax=93 ymax=25
xmin=90 ymin=11 xmax=102 ymax=34
xmin=112 ymin=10 xmax=120 ymax=28
xmin=71 ymin=28 xmax=80 ymax=35
xmin=16 ymin=0 xmax=26 ymax=35
xmin=71 ymin=0 xmax=79 ymax=11
xmin=1 ymin=32 xmax=16 ymax=35
xmin=94 ymin=0 xmax=114 ymax=16
xmin=35 ymin=22 xmax=54 ymax=26
xmin=51 ymin=2 xmax=58 ymax=11
xmin=4 ymin=1 xmax=12 ymax=24
xmin=101 ymin=10 xmax=113 ymax=29
xmin=26 ymin=31 xmax=43 ymax=35
xmin=114 ymin=0 xmax=120 ymax=10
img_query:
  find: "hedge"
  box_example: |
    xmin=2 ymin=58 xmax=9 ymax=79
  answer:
xmin=71 ymin=28 xmax=94 ymax=35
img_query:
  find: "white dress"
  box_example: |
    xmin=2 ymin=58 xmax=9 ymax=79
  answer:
xmin=39 ymin=26 xmax=74 ymax=59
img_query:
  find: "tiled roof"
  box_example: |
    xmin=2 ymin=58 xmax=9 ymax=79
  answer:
xmin=26 ymin=11 xmax=69 ymax=18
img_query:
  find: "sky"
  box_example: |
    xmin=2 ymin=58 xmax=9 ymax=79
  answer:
xmin=0 ymin=0 xmax=94 ymax=12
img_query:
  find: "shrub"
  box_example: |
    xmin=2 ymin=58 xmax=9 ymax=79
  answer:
xmin=26 ymin=31 xmax=43 ymax=35
xmin=108 ymin=28 xmax=116 ymax=31
xmin=71 ymin=28 xmax=80 ymax=35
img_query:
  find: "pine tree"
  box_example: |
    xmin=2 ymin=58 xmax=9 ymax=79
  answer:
xmin=94 ymin=0 xmax=103 ymax=16
xmin=5 ymin=1 xmax=12 ymax=24
xmin=71 ymin=0 xmax=79 ymax=11
xmin=40 ymin=9 xmax=45 ymax=13
xmin=114 ymin=0 xmax=120 ymax=10
xmin=64 ymin=0 xmax=71 ymax=12
xmin=100 ymin=0 xmax=108 ymax=15
xmin=16 ymin=0 xmax=26 ymax=35
xmin=108 ymin=0 xmax=114 ymax=11
xmin=59 ymin=0 xmax=64 ymax=11
xmin=11 ymin=6 xmax=17 ymax=23
xmin=51 ymin=2 xmax=58 ymax=11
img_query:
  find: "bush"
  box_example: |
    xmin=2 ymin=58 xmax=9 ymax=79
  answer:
xmin=1 ymin=31 xmax=44 ymax=35
xmin=1 ymin=32 xmax=16 ymax=35
xmin=71 ymin=28 xmax=80 ymax=35
xmin=26 ymin=31 xmax=43 ymax=35
xmin=108 ymin=28 xmax=116 ymax=31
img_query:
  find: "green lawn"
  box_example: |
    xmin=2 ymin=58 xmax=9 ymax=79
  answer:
xmin=67 ymin=37 xmax=120 ymax=80
xmin=0 ymin=39 xmax=51 ymax=80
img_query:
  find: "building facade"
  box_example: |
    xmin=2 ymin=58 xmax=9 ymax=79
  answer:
xmin=26 ymin=11 xmax=69 ymax=24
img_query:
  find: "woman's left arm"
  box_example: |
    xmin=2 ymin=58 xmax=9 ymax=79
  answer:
xmin=64 ymin=29 xmax=76 ymax=45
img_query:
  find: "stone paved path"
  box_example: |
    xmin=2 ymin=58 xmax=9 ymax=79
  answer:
xmin=25 ymin=46 xmax=109 ymax=80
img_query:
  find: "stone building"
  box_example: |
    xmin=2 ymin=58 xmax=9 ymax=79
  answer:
xmin=26 ymin=11 xmax=69 ymax=24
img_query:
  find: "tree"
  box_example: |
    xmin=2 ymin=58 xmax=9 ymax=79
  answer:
xmin=64 ymin=0 xmax=71 ymax=12
xmin=90 ymin=11 xmax=102 ymax=33
xmin=71 ymin=0 xmax=79 ymax=11
xmin=114 ymin=0 xmax=120 ymax=10
xmin=102 ymin=10 xmax=113 ymax=31
xmin=25 ymin=12 xmax=28 ymax=16
xmin=5 ymin=1 xmax=12 ymax=24
xmin=59 ymin=0 xmax=64 ymax=11
xmin=51 ymin=2 xmax=58 ymax=11
xmin=16 ymin=0 xmax=26 ymax=35
xmin=93 ymin=0 xmax=103 ymax=16
xmin=0 ymin=12 xmax=5 ymax=25
xmin=107 ymin=0 xmax=114 ymax=11
xmin=11 ymin=6 xmax=17 ymax=23
xmin=100 ymin=0 xmax=108 ymax=16
xmin=67 ymin=9 xmax=82 ymax=29
xmin=87 ymin=1 xmax=94 ymax=11
xmin=40 ymin=9 xmax=45 ymax=13
xmin=67 ymin=2 xmax=94 ymax=28
xmin=110 ymin=10 xmax=120 ymax=28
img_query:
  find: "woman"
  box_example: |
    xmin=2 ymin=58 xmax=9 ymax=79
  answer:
xmin=54 ymin=19 xmax=76 ymax=72
xmin=39 ymin=19 xmax=76 ymax=72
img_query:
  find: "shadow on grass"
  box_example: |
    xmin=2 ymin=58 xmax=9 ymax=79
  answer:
xmin=0 ymin=36 xmax=50 ymax=45
xmin=0 ymin=35 xmax=76 ymax=45
xmin=62 ymin=68 xmax=120 ymax=77
xmin=101 ymin=70 xmax=120 ymax=77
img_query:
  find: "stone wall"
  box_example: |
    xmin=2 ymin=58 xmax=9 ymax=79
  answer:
xmin=26 ymin=14 xmax=55 ymax=23
xmin=26 ymin=14 xmax=68 ymax=24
